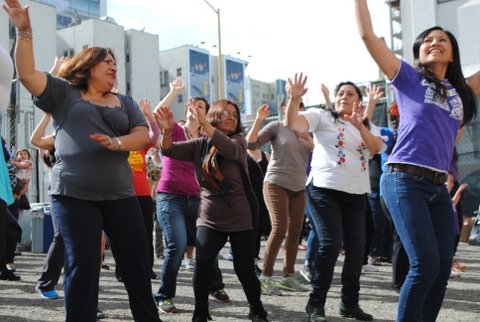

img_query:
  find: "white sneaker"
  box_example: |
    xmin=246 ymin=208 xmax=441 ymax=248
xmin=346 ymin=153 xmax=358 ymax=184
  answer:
xmin=300 ymin=266 xmax=312 ymax=283
xmin=450 ymin=269 xmax=461 ymax=278
xmin=362 ymin=263 xmax=379 ymax=274
xmin=279 ymin=273 xmax=309 ymax=292
xmin=259 ymin=275 xmax=283 ymax=296
xmin=184 ymin=258 xmax=195 ymax=271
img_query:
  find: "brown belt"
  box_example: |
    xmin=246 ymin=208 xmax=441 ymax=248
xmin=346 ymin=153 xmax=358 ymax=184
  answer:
xmin=390 ymin=163 xmax=448 ymax=185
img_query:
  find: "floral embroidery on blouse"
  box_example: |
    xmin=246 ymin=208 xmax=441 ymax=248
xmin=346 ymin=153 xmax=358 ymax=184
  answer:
xmin=357 ymin=143 xmax=367 ymax=172
xmin=335 ymin=126 xmax=346 ymax=166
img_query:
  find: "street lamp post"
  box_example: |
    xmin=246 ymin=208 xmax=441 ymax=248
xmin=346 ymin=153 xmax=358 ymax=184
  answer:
xmin=203 ymin=0 xmax=224 ymax=100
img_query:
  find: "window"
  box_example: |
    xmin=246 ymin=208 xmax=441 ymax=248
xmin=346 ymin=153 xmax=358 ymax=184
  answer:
xmin=178 ymin=94 xmax=184 ymax=103
xmin=126 ymin=54 xmax=130 ymax=63
xmin=176 ymin=68 xmax=182 ymax=77
xmin=160 ymin=71 xmax=169 ymax=86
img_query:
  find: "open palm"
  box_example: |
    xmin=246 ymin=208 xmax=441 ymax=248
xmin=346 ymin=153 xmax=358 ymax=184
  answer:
xmin=2 ymin=0 xmax=31 ymax=31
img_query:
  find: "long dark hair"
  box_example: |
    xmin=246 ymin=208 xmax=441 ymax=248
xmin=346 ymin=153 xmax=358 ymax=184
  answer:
xmin=413 ymin=26 xmax=477 ymax=126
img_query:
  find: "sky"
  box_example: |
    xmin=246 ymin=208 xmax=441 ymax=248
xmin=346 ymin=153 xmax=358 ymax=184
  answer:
xmin=107 ymin=0 xmax=392 ymax=106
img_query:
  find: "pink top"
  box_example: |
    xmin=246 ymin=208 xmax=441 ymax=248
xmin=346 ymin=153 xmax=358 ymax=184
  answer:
xmin=156 ymin=123 xmax=200 ymax=196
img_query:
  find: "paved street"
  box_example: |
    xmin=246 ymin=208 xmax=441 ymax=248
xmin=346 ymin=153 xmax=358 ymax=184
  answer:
xmin=1 ymin=242 xmax=479 ymax=321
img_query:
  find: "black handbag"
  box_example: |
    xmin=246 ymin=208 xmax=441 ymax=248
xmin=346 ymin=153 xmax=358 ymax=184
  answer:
xmin=18 ymin=194 xmax=31 ymax=210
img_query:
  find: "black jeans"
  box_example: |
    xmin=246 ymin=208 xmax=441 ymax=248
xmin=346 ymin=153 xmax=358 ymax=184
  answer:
xmin=194 ymin=226 xmax=265 ymax=317
xmin=306 ymin=184 xmax=366 ymax=309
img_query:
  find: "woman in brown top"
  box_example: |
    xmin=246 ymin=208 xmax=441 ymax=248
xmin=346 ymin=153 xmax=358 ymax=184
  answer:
xmin=155 ymin=100 xmax=268 ymax=322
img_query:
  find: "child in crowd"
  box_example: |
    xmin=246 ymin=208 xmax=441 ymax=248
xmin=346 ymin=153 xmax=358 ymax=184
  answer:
xmin=11 ymin=148 xmax=32 ymax=184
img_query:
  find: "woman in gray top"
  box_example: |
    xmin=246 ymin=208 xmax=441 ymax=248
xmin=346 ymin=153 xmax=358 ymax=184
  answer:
xmin=155 ymin=100 xmax=268 ymax=322
xmin=247 ymin=102 xmax=314 ymax=296
xmin=3 ymin=1 xmax=161 ymax=321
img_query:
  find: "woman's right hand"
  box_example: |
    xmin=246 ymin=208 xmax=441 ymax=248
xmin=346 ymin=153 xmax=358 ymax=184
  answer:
xmin=287 ymin=73 xmax=308 ymax=99
xmin=154 ymin=106 xmax=175 ymax=131
xmin=256 ymin=104 xmax=269 ymax=121
xmin=1 ymin=0 xmax=32 ymax=31
xmin=170 ymin=78 xmax=185 ymax=94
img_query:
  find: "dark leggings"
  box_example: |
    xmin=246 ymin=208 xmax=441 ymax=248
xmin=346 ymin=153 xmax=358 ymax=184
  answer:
xmin=194 ymin=226 xmax=265 ymax=318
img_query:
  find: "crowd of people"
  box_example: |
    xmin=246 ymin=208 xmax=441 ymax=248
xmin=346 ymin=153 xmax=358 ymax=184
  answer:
xmin=1 ymin=0 xmax=480 ymax=321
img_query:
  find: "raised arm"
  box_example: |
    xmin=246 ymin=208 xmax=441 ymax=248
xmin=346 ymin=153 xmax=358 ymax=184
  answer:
xmin=154 ymin=78 xmax=185 ymax=111
xmin=354 ymin=0 xmax=400 ymax=80
xmin=320 ymin=83 xmax=332 ymax=109
xmin=139 ymin=99 xmax=160 ymax=146
xmin=283 ymin=73 xmax=309 ymax=131
xmin=30 ymin=113 xmax=54 ymax=150
xmin=246 ymin=104 xmax=269 ymax=144
xmin=466 ymin=70 xmax=480 ymax=97
xmin=364 ymin=84 xmax=384 ymax=120
xmin=2 ymin=0 xmax=47 ymax=96
xmin=49 ymin=56 xmax=69 ymax=76
xmin=154 ymin=106 xmax=175 ymax=151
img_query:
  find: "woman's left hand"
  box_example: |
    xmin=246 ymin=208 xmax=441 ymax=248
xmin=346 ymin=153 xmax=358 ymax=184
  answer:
xmin=188 ymin=104 xmax=207 ymax=126
xmin=344 ymin=101 xmax=367 ymax=130
xmin=139 ymin=99 xmax=153 ymax=120
xmin=90 ymin=133 xmax=120 ymax=151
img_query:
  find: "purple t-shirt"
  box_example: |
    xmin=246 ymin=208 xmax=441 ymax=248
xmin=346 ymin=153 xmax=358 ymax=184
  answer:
xmin=388 ymin=61 xmax=462 ymax=172
xmin=156 ymin=123 xmax=200 ymax=196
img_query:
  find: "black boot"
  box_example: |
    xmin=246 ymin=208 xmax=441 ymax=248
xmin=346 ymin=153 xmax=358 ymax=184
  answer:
xmin=339 ymin=303 xmax=373 ymax=321
xmin=0 ymin=268 xmax=21 ymax=281
xmin=192 ymin=310 xmax=212 ymax=322
xmin=248 ymin=305 xmax=269 ymax=322
xmin=305 ymin=302 xmax=327 ymax=322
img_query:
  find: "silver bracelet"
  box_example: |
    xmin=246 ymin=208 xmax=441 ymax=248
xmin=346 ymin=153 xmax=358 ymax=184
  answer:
xmin=17 ymin=29 xmax=33 ymax=41
xmin=111 ymin=137 xmax=122 ymax=151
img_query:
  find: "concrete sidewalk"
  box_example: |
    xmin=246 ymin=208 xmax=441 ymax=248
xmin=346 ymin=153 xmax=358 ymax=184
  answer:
xmin=1 ymin=242 xmax=479 ymax=321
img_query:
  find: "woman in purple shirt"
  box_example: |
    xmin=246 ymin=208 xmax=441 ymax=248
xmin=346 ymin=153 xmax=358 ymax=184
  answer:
xmin=355 ymin=1 xmax=480 ymax=321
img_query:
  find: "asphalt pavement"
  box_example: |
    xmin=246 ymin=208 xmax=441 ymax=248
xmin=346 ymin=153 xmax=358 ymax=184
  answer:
xmin=1 ymin=241 xmax=479 ymax=321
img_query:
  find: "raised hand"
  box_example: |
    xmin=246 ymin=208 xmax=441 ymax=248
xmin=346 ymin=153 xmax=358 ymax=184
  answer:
xmin=344 ymin=101 xmax=367 ymax=129
xmin=49 ymin=56 xmax=70 ymax=76
xmin=287 ymin=73 xmax=308 ymax=99
xmin=1 ymin=0 xmax=31 ymax=31
xmin=170 ymin=78 xmax=185 ymax=94
xmin=139 ymin=99 xmax=153 ymax=119
xmin=365 ymin=84 xmax=383 ymax=105
xmin=320 ymin=83 xmax=330 ymax=99
xmin=154 ymin=106 xmax=175 ymax=131
xmin=256 ymin=104 xmax=269 ymax=121
xmin=188 ymin=104 xmax=207 ymax=126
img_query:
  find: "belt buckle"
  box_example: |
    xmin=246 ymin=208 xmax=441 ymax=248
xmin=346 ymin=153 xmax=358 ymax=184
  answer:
xmin=432 ymin=172 xmax=446 ymax=185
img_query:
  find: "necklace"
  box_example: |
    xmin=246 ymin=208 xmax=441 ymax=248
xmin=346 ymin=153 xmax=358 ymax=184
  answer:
xmin=183 ymin=126 xmax=196 ymax=140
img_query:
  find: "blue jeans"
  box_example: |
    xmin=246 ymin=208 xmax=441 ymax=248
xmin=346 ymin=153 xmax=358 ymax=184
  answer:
xmin=51 ymin=195 xmax=159 ymax=322
xmin=304 ymin=203 xmax=319 ymax=269
xmin=306 ymin=184 xmax=366 ymax=309
xmin=155 ymin=193 xmax=199 ymax=301
xmin=367 ymin=191 xmax=389 ymax=258
xmin=381 ymin=170 xmax=455 ymax=322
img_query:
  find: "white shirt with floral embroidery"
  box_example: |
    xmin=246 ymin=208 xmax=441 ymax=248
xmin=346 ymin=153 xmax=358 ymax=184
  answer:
xmin=301 ymin=108 xmax=384 ymax=194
